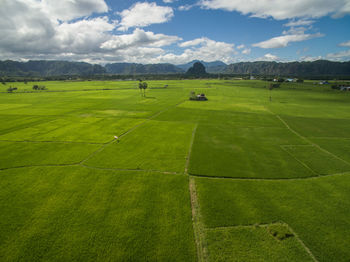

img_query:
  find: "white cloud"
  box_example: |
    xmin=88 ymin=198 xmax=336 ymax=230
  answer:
xmin=237 ymin=44 xmax=245 ymax=49
xmin=117 ymin=2 xmax=174 ymax=31
xmin=258 ymin=53 xmax=279 ymax=61
xmin=0 ymin=0 xmax=183 ymax=64
xmin=100 ymin=28 xmax=181 ymax=50
xmin=326 ymin=50 xmax=350 ymax=60
xmin=158 ymin=37 xmax=236 ymax=64
xmin=179 ymin=38 xmax=209 ymax=47
xmin=163 ymin=0 xmax=177 ymax=2
xmin=199 ymin=0 xmax=350 ymax=20
xmin=242 ymin=48 xmax=251 ymax=55
xmin=284 ymin=19 xmax=315 ymax=27
xmin=300 ymin=55 xmax=323 ymax=61
xmin=253 ymin=33 xmax=323 ymax=48
xmin=178 ymin=5 xmax=194 ymax=11
xmin=42 ymin=0 xmax=108 ymax=21
xmin=339 ymin=40 xmax=350 ymax=47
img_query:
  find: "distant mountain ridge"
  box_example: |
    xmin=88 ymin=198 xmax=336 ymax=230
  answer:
xmin=0 ymin=59 xmax=349 ymax=77
xmin=224 ymin=60 xmax=350 ymax=76
xmin=105 ymin=63 xmax=183 ymax=74
xmin=0 ymin=60 xmax=105 ymax=77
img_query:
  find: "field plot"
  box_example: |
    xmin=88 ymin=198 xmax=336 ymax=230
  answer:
xmin=85 ymin=120 xmax=195 ymax=173
xmin=189 ymin=124 xmax=314 ymax=179
xmin=206 ymin=225 xmax=313 ymax=262
xmin=0 ymin=167 xmax=196 ymax=261
xmin=195 ymin=174 xmax=350 ymax=261
xmin=1 ymin=79 xmax=350 ymax=261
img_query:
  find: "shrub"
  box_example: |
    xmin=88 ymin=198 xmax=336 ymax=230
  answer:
xmin=33 ymin=85 xmax=46 ymax=90
xmin=268 ymin=224 xmax=294 ymax=241
xmin=7 ymin=86 xmax=17 ymax=93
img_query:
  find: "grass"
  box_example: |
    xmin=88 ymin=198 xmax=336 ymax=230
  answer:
xmin=0 ymin=167 xmax=196 ymax=261
xmin=85 ymin=120 xmax=195 ymax=172
xmin=1 ymin=79 xmax=350 ymax=261
xmin=195 ymin=174 xmax=350 ymax=261
xmin=206 ymin=225 xmax=313 ymax=262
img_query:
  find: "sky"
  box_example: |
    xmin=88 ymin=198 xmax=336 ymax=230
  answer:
xmin=0 ymin=0 xmax=350 ymax=65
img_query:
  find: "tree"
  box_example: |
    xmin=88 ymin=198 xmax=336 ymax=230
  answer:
xmin=7 ymin=86 xmax=17 ymax=93
xmin=189 ymin=91 xmax=196 ymax=100
xmin=138 ymin=81 xmax=148 ymax=97
xmin=142 ymin=82 xmax=148 ymax=97
xmin=138 ymin=80 xmax=144 ymax=96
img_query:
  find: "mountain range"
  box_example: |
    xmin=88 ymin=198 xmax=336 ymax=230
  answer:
xmin=0 ymin=59 xmax=349 ymax=77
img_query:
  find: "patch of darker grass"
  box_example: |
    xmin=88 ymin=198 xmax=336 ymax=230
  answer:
xmin=268 ymin=224 xmax=294 ymax=241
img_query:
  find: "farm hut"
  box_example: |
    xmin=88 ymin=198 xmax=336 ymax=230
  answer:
xmin=196 ymin=93 xmax=208 ymax=101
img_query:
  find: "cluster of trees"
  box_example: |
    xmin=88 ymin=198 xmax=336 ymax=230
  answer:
xmin=32 ymin=85 xmax=46 ymax=90
xmin=269 ymin=83 xmax=281 ymax=89
xmin=7 ymin=86 xmax=17 ymax=92
xmin=138 ymin=81 xmax=148 ymax=97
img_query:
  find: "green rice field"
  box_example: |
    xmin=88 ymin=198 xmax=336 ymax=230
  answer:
xmin=1 ymin=79 xmax=350 ymax=261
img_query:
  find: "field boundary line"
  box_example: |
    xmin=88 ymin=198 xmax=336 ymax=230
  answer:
xmin=79 ymin=138 xmax=117 ymax=164
xmin=0 ymin=163 xmax=79 ymax=171
xmin=280 ymin=145 xmax=318 ymax=175
xmin=0 ymin=164 xmax=184 ymax=176
xmin=0 ymin=139 xmax=104 ymax=145
xmin=205 ymin=222 xmax=278 ymax=231
xmin=308 ymin=136 xmax=350 ymax=140
xmin=81 ymin=164 xmax=182 ymax=175
xmin=185 ymin=123 xmax=198 ymax=174
xmin=189 ymin=177 xmax=208 ymax=262
xmin=266 ymin=108 xmax=350 ymax=167
xmin=0 ymin=117 xmax=57 ymax=136
xmin=189 ymin=171 xmax=350 ymax=181
xmin=285 ymin=223 xmax=319 ymax=262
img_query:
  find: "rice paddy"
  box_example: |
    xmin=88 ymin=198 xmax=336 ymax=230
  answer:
xmin=1 ymin=79 xmax=350 ymax=261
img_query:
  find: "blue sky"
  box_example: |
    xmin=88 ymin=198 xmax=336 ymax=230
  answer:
xmin=0 ymin=0 xmax=350 ymax=64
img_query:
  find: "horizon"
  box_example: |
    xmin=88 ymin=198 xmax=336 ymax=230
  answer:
xmin=2 ymin=58 xmax=350 ymax=67
xmin=1 ymin=0 xmax=350 ymax=64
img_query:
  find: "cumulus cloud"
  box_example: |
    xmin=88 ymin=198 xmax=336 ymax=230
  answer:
xmin=157 ymin=37 xmax=236 ymax=64
xmin=178 ymin=5 xmax=194 ymax=11
xmin=199 ymin=0 xmax=350 ymax=20
xmin=242 ymin=48 xmax=251 ymax=55
xmin=236 ymin=44 xmax=245 ymax=49
xmin=253 ymin=33 xmax=323 ymax=48
xmin=0 ymin=0 xmax=185 ymax=64
xmin=41 ymin=0 xmax=108 ymax=21
xmin=300 ymin=55 xmax=323 ymax=61
xmin=284 ymin=19 xmax=315 ymax=27
xmin=117 ymin=2 xmax=174 ymax=31
xmin=258 ymin=53 xmax=279 ymax=61
xmin=100 ymin=28 xmax=181 ymax=50
xmin=326 ymin=50 xmax=350 ymax=60
xmin=339 ymin=40 xmax=350 ymax=47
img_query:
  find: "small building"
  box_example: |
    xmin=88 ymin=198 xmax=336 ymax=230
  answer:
xmin=319 ymin=81 xmax=330 ymax=85
xmin=340 ymin=86 xmax=350 ymax=91
xmin=196 ymin=93 xmax=208 ymax=101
